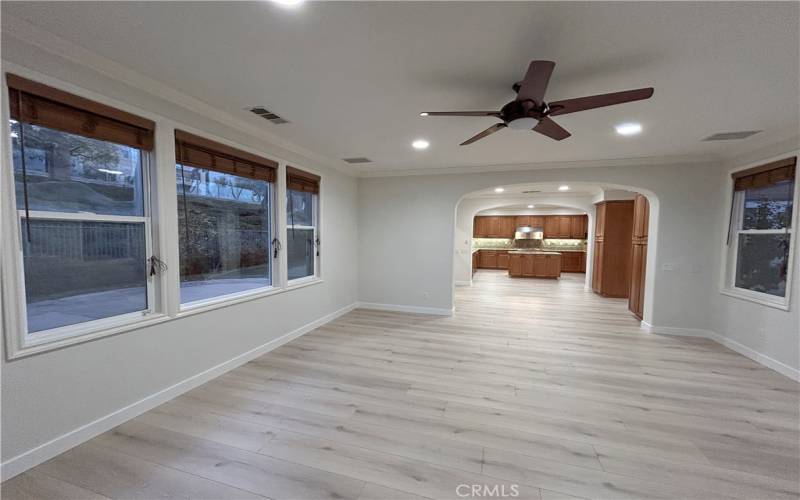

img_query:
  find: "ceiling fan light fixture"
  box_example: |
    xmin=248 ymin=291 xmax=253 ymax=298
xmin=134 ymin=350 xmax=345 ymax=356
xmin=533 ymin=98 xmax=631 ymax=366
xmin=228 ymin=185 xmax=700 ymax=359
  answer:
xmin=507 ymin=117 xmax=538 ymax=131
xmin=615 ymin=122 xmax=643 ymax=136
xmin=412 ymin=139 xmax=430 ymax=150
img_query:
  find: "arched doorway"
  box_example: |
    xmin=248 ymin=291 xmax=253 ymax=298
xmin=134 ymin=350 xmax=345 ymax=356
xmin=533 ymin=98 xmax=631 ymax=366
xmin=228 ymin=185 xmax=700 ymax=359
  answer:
xmin=453 ymin=182 xmax=658 ymax=324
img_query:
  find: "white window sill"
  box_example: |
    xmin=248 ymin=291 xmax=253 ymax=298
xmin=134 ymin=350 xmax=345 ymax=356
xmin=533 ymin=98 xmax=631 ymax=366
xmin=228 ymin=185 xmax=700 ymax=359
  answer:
xmin=718 ymin=287 xmax=790 ymax=311
xmin=287 ymin=276 xmax=322 ymax=289
xmin=8 ymin=312 xmax=171 ymax=360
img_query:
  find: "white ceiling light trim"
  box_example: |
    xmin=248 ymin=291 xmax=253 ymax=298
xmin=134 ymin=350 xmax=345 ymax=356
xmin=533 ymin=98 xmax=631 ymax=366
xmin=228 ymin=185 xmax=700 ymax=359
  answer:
xmin=558 ymin=185 xmax=570 ymax=191
xmin=494 ymin=187 xmax=505 ymax=193
xmin=271 ymin=0 xmax=304 ymax=7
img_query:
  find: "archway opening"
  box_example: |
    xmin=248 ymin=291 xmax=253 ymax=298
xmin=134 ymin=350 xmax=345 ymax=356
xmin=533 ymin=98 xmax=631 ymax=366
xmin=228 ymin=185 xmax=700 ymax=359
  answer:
xmin=453 ymin=182 xmax=658 ymax=325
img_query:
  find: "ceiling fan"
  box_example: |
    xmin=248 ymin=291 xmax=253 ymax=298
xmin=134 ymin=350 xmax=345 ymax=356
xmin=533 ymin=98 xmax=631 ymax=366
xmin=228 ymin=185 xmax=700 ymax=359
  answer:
xmin=420 ymin=60 xmax=654 ymax=145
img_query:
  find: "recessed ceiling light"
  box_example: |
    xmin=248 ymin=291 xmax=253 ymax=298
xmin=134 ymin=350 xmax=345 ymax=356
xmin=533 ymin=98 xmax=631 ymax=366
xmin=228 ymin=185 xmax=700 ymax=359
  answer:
xmin=272 ymin=0 xmax=303 ymax=6
xmin=494 ymin=187 xmax=505 ymax=193
xmin=419 ymin=112 xmax=429 ymax=117
xmin=615 ymin=122 xmax=642 ymax=136
xmin=527 ymin=204 xmax=534 ymax=208
xmin=558 ymin=185 xmax=570 ymax=191
xmin=412 ymin=139 xmax=430 ymax=150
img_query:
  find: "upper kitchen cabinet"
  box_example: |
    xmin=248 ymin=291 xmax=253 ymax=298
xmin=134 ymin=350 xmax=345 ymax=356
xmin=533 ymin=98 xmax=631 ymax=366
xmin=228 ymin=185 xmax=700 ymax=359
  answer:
xmin=515 ymin=215 xmax=545 ymax=228
xmin=544 ymin=215 xmax=587 ymax=239
xmin=570 ymin=215 xmax=588 ymax=239
xmin=473 ymin=216 xmax=516 ymax=238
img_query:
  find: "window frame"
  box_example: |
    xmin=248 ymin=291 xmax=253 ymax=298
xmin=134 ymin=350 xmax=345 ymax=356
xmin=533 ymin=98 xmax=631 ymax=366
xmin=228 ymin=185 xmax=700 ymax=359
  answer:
xmin=286 ymin=184 xmax=321 ymax=285
xmin=720 ymin=153 xmax=798 ymax=310
xmin=1 ymin=71 xmax=325 ymax=360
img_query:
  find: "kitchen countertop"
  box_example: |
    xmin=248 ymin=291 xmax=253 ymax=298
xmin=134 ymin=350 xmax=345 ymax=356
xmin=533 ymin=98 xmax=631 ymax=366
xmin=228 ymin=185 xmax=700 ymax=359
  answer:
xmin=508 ymin=250 xmax=563 ymax=255
xmin=473 ymin=248 xmax=585 ymax=253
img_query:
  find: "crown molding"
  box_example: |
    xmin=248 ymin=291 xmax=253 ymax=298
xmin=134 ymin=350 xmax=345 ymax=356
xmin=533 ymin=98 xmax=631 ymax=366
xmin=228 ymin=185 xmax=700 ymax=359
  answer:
xmin=356 ymin=153 xmax=722 ymax=178
xmin=1 ymin=14 xmax=355 ymax=177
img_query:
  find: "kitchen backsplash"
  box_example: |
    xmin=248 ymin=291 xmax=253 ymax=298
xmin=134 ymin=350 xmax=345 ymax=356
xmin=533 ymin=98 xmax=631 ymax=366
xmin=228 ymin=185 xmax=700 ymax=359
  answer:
xmin=473 ymin=238 xmax=513 ymax=249
xmin=542 ymin=239 xmax=587 ymax=251
xmin=474 ymin=238 xmax=587 ymax=251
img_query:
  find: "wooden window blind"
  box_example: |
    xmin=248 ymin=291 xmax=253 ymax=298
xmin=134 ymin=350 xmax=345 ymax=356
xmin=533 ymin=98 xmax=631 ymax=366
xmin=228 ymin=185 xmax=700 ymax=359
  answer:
xmin=286 ymin=166 xmax=320 ymax=194
xmin=7 ymin=73 xmax=155 ymax=150
xmin=732 ymin=156 xmax=796 ymax=191
xmin=174 ymin=130 xmax=277 ymax=182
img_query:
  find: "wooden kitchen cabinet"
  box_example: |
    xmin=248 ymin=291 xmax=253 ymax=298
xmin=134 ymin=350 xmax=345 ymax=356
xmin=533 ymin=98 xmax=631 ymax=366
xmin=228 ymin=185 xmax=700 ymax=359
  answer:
xmin=592 ymin=200 xmax=634 ymax=298
xmin=509 ymin=253 xmax=561 ymax=279
xmin=497 ymin=251 xmax=510 ymax=269
xmin=570 ymin=215 xmax=588 ymax=239
xmin=559 ymin=251 xmax=586 ymax=273
xmin=479 ymin=250 xmax=498 ymax=268
xmin=628 ymin=194 xmax=650 ymax=319
xmin=473 ymin=216 xmax=516 ymax=238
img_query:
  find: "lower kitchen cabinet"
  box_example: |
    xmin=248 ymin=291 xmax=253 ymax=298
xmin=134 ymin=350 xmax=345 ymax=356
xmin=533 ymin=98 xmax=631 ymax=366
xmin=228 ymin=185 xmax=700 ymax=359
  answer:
xmin=476 ymin=250 xmax=510 ymax=269
xmin=497 ymin=251 xmax=510 ymax=269
xmin=508 ymin=253 xmax=561 ymax=279
xmin=559 ymin=251 xmax=586 ymax=273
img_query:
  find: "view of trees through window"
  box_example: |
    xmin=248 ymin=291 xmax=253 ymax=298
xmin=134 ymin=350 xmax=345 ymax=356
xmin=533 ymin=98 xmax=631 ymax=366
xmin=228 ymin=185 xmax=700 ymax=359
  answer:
xmin=735 ymin=180 xmax=794 ymax=297
xmin=176 ymin=165 xmax=272 ymax=304
xmin=287 ymin=189 xmax=316 ymax=280
xmin=11 ymin=120 xmax=148 ymax=333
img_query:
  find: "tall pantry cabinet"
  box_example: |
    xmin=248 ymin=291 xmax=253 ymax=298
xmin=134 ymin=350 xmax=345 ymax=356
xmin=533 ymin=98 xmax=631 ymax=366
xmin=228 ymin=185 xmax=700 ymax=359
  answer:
xmin=628 ymin=194 xmax=649 ymax=319
xmin=592 ymin=200 xmax=634 ymax=298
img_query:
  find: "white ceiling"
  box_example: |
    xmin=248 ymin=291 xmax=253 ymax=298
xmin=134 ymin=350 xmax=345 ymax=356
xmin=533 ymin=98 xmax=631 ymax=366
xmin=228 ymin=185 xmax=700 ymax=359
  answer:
xmin=3 ymin=2 xmax=798 ymax=175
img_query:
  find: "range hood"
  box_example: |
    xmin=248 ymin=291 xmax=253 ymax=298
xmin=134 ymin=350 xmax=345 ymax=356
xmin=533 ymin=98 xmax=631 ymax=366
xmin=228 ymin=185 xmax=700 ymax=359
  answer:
xmin=514 ymin=226 xmax=544 ymax=240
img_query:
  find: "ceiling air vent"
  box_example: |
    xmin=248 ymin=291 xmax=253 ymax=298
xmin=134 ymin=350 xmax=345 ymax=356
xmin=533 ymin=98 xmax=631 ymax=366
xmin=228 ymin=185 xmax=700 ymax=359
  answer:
xmin=342 ymin=157 xmax=373 ymax=164
xmin=522 ymin=190 xmax=541 ymax=194
xmin=249 ymin=107 xmax=290 ymax=125
xmin=702 ymin=130 xmax=761 ymax=141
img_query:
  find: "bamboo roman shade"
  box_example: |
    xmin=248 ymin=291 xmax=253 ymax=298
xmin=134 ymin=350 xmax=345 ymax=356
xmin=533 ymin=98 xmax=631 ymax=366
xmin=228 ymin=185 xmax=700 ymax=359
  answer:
xmin=732 ymin=156 xmax=796 ymax=191
xmin=175 ymin=130 xmax=277 ymax=182
xmin=286 ymin=166 xmax=320 ymax=194
xmin=7 ymin=73 xmax=155 ymax=150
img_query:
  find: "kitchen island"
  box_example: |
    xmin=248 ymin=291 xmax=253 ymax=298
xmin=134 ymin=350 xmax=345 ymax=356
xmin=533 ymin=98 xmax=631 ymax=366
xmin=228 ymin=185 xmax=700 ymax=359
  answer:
xmin=508 ymin=250 xmax=562 ymax=279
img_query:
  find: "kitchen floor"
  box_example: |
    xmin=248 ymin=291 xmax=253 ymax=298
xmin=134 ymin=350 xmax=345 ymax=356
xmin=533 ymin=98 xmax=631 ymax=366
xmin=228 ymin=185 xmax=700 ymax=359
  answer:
xmin=4 ymin=270 xmax=798 ymax=500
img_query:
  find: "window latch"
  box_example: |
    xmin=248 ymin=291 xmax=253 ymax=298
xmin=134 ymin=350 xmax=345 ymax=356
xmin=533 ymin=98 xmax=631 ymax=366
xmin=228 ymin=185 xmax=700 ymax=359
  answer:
xmin=148 ymin=255 xmax=168 ymax=277
xmin=315 ymin=237 xmax=320 ymax=256
xmin=272 ymin=238 xmax=282 ymax=259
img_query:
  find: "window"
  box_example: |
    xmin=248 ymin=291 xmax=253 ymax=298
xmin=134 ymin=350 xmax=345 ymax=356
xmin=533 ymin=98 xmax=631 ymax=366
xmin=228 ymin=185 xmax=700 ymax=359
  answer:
xmin=175 ymin=130 xmax=278 ymax=305
xmin=7 ymin=74 xmax=156 ymax=336
xmin=726 ymin=157 xmax=796 ymax=306
xmin=286 ymin=166 xmax=320 ymax=281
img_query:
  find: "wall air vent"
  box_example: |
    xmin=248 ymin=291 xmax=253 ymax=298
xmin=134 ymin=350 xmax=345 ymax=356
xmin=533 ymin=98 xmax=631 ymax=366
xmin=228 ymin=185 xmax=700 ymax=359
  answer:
xmin=249 ymin=107 xmax=290 ymax=125
xmin=342 ymin=157 xmax=373 ymax=164
xmin=702 ymin=130 xmax=762 ymax=141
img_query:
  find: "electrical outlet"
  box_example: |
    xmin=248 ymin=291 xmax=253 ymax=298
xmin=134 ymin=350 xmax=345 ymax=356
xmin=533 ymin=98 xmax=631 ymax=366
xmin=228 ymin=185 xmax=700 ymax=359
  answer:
xmin=661 ymin=263 xmax=678 ymax=272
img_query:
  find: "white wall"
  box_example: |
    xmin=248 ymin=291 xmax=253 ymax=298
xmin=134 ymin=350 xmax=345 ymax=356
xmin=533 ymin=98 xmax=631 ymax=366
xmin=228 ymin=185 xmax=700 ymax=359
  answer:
xmin=0 ymin=37 xmax=359 ymax=469
xmin=359 ymin=161 xmax=722 ymax=330
xmin=708 ymin=145 xmax=800 ymax=377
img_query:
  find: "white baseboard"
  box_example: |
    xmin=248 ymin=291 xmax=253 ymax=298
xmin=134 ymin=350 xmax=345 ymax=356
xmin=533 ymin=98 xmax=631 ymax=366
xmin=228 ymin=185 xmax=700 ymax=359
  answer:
xmin=641 ymin=321 xmax=799 ymax=381
xmin=454 ymin=280 xmax=472 ymax=287
xmin=0 ymin=302 xmax=358 ymax=481
xmin=357 ymin=301 xmax=454 ymax=316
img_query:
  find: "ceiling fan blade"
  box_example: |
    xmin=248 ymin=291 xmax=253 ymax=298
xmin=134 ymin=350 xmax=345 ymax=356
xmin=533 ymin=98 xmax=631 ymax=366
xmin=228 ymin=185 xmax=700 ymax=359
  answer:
xmin=516 ymin=60 xmax=556 ymax=105
xmin=422 ymin=111 xmax=501 ymax=117
xmin=460 ymin=123 xmax=507 ymax=146
xmin=533 ymin=117 xmax=571 ymax=141
xmin=548 ymin=87 xmax=654 ymax=116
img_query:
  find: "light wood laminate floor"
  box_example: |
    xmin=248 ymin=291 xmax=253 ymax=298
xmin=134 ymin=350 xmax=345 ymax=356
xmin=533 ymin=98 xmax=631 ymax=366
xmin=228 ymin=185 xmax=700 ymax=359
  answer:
xmin=4 ymin=271 xmax=799 ymax=500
